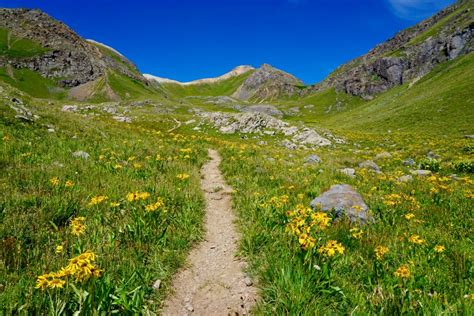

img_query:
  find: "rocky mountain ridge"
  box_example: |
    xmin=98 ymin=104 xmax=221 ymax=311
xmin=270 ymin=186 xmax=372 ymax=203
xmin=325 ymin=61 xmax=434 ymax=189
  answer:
xmin=309 ymin=0 xmax=473 ymax=98
xmin=0 ymin=8 xmax=146 ymax=88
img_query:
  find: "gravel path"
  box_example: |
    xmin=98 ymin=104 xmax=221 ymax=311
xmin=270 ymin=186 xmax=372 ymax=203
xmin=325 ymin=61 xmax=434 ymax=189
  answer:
xmin=161 ymin=149 xmax=258 ymax=315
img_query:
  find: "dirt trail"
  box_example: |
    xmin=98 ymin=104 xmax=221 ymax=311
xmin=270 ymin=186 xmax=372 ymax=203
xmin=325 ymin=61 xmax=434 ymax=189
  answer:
xmin=161 ymin=149 xmax=258 ymax=315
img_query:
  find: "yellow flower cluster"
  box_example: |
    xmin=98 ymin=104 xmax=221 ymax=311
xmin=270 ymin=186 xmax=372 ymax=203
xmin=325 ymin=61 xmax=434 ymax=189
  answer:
xmin=318 ymin=240 xmax=345 ymax=257
xmin=36 ymin=251 xmax=102 ymax=290
xmin=145 ymin=197 xmax=165 ymax=213
xmin=88 ymin=195 xmax=108 ymax=206
xmin=375 ymin=246 xmax=389 ymax=260
xmin=286 ymin=204 xmax=332 ymax=250
xmin=394 ymin=265 xmax=411 ymax=279
xmin=126 ymin=191 xmax=150 ymax=202
xmin=261 ymin=195 xmax=290 ymax=208
xmin=383 ymin=193 xmax=420 ymax=210
xmin=70 ymin=217 xmax=86 ymax=236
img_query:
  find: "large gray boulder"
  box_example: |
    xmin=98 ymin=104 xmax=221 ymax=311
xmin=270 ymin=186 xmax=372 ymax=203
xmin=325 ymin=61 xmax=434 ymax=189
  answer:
xmin=310 ymin=184 xmax=373 ymax=224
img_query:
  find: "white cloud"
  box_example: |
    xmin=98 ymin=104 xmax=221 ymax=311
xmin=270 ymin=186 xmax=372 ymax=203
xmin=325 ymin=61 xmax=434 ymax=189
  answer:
xmin=387 ymin=0 xmax=455 ymax=20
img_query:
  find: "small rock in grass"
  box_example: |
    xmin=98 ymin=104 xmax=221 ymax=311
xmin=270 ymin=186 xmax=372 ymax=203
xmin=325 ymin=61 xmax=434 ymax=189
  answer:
xmin=72 ymin=151 xmax=90 ymax=160
xmin=152 ymin=279 xmax=161 ymax=291
xmin=410 ymin=169 xmax=431 ymax=176
xmin=397 ymin=175 xmax=413 ymax=183
xmin=403 ymin=158 xmax=415 ymax=166
xmin=62 ymin=105 xmax=78 ymax=112
xmin=359 ymin=160 xmax=381 ymax=172
xmin=339 ymin=168 xmax=356 ymax=178
xmin=375 ymin=152 xmax=392 ymax=160
xmin=305 ymin=154 xmax=322 ymax=164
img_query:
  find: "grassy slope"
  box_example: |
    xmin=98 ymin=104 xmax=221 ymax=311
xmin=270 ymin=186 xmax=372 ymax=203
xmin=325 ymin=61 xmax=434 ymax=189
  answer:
xmin=0 ymin=85 xmax=208 ymax=313
xmin=0 ymin=28 xmax=49 ymax=58
xmin=160 ymin=71 xmax=253 ymax=98
xmin=107 ymin=70 xmax=158 ymax=100
xmin=0 ymin=67 xmax=66 ymax=100
xmin=320 ymin=52 xmax=474 ymax=135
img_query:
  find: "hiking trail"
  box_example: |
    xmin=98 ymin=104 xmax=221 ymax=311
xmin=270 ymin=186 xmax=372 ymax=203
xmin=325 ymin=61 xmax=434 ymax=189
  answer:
xmin=162 ymin=149 xmax=258 ymax=315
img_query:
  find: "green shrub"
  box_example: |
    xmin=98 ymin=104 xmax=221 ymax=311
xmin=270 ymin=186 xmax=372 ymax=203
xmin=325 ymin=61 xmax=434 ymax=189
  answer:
xmin=452 ymin=160 xmax=474 ymax=173
xmin=418 ymin=158 xmax=441 ymax=171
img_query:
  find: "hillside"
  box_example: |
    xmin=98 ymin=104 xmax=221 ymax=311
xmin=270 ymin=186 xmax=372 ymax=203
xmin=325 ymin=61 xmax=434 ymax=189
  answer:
xmin=307 ymin=0 xmax=474 ymax=98
xmin=0 ymin=8 xmax=154 ymax=101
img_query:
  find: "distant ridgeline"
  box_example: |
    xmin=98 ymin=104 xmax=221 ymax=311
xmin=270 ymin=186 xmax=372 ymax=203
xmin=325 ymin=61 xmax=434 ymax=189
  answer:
xmin=0 ymin=0 xmax=473 ymax=102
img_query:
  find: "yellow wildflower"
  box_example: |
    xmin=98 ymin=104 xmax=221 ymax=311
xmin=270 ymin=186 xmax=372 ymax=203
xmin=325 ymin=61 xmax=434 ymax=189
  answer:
xmin=318 ymin=240 xmax=345 ymax=257
xmin=126 ymin=191 xmax=150 ymax=202
xmin=70 ymin=217 xmax=86 ymax=236
xmin=55 ymin=245 xmax=63 ymax=254
xmin=49 ymin=177 xmax=60 ymax=186
xmin=110 ymin=202 xmax=121 ymax=207
xmin=408 ymin=234 xmax=425 ymax=245
xmin=394 ymin=265 xmax=411 ymax=279
xmin=176 ymin=173 xmax=190 ymax=181
xmin=434 ymin=245 xmax=445 ymax=253
xmin=145 ymin=197 xmax=165 ymax=213
xmin=404 ymin=213 xmax=415 ymax=220
xmin=65 ymin=180 xmax=74 ymax=188
xmin=47 ymin=278 xmax=65 ymax=289
xmin=375 ymin=246 xmax=389 ymax=260
xmin=88 ymin=195 xmax=108 ymax=206
xmin=350 ymin=227 xmax=364 ymax=239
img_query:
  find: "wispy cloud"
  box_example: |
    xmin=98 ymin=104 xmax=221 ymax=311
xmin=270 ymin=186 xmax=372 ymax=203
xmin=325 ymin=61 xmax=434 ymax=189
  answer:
xmin=387 ymin=0 xmax=455 ymax=20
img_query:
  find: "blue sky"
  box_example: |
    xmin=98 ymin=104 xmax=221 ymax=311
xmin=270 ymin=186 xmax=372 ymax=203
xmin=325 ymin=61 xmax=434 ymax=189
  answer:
xmin=0 ymin=0 xmax=455 ymax=84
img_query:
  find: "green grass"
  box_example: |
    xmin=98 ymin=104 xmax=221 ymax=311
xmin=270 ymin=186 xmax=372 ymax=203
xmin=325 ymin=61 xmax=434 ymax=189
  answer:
xmin=107 ymin=70 xmax=159 ymax=100
xmin=0 ymin=28 xmax=49 ymax=58
xmin=161 ymin=71 xmax=253 ymax=98
xmin=0 ymin=96 xmax=208 ymax=313
xmin=217 ymin=133 xmax=473 ymax=314
xmin=0 ymin=67 xmax=66 ymax=99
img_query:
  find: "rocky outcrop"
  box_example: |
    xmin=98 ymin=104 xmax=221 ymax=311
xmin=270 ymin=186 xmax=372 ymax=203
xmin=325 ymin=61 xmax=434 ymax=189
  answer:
xmin=0 ymin=9 xmax=146 ymax=88
xmin=232 ymin=64 xmax=303 ymax=101
xmin=307 ymin=0 xmax=474 ymax=98
xmin=199 ymin=111 xmax=332 ymax=147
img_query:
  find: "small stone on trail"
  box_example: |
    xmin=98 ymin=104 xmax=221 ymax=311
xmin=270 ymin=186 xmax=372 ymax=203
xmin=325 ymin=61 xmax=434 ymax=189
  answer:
xmin=244 ymin=277 xmax=253 ymax=287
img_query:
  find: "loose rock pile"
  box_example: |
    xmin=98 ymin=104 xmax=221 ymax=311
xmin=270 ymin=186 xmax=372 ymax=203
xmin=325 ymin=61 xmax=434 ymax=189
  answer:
xmin=199 ymin=111 xmax=334 ymax=147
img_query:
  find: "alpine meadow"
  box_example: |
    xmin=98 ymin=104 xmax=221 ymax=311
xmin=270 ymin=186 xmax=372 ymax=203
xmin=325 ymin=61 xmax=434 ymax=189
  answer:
xmin=0 ymin=0 xmax=473 ymax=315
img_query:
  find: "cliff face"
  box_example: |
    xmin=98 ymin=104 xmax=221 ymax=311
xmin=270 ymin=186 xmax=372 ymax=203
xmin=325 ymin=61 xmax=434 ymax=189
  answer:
xmin=0 ymin=8 xmax=145 ymax=88
xmin=309 ymin=0 xmax=474 ymax=98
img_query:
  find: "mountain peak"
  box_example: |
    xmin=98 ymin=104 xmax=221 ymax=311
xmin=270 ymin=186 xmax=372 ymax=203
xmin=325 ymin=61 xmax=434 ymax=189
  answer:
xmin=144 ymin=65 xmax=254 ymax=86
